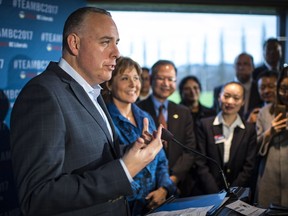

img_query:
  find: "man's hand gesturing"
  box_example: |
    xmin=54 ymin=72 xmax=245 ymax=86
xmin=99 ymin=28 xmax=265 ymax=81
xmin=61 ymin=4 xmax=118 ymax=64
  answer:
xmin=122 ymin=117 xmax=163 ymax=177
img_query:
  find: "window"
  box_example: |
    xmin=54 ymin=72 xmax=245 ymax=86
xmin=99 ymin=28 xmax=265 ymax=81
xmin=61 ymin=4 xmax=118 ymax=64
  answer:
xmin=110 ymin=11 xmax=277 ymax=106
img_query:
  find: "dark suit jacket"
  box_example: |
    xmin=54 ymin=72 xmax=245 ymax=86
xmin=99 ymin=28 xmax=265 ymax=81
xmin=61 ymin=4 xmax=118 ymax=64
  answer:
xmin=212 ymin=81 xmax=263 ymax=118
xmin=196 ymin=116 xmax=257 ymax=194
xmin=137 ymin=96 xmax=196 ymax=195
xmin=252 ymin=64 xmax=268 ymax=81
xmin=10 ymin=62 xmax=132 ymax=216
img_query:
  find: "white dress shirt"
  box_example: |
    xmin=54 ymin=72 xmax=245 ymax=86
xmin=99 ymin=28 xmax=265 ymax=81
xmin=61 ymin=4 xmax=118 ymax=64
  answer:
xmin=213 ymin=112 xmax=245 ymax=163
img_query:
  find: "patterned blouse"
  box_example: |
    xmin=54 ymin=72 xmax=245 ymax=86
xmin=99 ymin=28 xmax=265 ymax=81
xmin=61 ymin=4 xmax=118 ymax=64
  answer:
xmin=106 ymin=102 xmax=176 ymax=216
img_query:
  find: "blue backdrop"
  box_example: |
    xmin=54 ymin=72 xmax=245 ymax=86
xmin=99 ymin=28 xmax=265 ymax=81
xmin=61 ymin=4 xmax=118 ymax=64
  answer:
xmin=0 ymin=0 xmax=85 ymax=214
xmin=0 ymin=0 xmax=86 ymax=125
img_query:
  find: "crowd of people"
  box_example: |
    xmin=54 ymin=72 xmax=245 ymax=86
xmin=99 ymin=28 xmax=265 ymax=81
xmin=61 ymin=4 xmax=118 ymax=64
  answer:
xmin=1 ymin=6 xmax=287 ymax=216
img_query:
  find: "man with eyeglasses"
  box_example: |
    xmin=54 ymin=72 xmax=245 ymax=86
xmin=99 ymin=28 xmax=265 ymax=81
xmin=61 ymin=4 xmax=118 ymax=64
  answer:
xmin=137 ymin=60 xmax=198 ymax=197
xmin=247 ymin=70 xmax=278 ymax=124
xmin=257 ymin=70 xmax=278 ymax=105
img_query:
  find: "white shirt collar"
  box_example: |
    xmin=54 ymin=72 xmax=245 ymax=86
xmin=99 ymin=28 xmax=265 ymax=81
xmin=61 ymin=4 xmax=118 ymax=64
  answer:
xmin=234 ymin=77 xmax=252 ymax=88
xmin=58 ymin=58 xmax=102 ymax=96
xmin=213 ymin=112 xmax=245 ymax=129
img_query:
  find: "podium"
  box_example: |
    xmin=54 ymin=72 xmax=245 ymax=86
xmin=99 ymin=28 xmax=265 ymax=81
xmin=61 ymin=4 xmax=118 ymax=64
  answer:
xmin=148 ymin=187 xmax=253 ymax=216
xmin=151 ymin=192 xmax=226 ymax=215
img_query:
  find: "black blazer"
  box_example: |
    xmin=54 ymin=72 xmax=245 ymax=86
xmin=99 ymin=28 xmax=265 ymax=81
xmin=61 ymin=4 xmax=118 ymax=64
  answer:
xmin=196 ymin=116 xmax=257 ymax=194
xmin=10 ymin=62 xmax=132 ymax=216
xmin=137 ymin=96 xmax=196 ymax=185
xmin=252 ymin=64 xmax=268 ymax=81
xmin=212 ymin=81 xmax=263 ymax=118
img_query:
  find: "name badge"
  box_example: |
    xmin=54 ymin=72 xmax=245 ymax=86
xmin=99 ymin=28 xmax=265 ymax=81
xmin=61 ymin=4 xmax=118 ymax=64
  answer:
xmin=214 ymin=134 xmax=225 ymax=144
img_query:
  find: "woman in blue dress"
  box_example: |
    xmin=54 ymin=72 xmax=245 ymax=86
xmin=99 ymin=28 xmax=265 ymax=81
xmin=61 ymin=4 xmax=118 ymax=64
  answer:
xmin=102 ymin=56 xmax=176 ymax=216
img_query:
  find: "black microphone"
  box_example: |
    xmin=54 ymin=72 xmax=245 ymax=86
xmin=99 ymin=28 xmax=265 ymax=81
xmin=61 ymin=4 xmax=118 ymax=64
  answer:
xmin=161 ymin=127 xmax=230 ymax=192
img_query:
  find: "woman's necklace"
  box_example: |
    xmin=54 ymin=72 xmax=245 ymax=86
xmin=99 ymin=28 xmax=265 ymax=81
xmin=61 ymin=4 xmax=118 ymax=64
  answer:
xmin=122 ymin=109 xmax=137 ymax=126
xmin=122 ymin=110 xmax=132 ymax=121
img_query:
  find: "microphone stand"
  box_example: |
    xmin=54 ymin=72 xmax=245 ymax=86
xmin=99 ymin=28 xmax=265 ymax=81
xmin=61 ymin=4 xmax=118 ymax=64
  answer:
xmin=161 ymin=128 xmax=230 ymax=193
xmin=158 ymin=128 xmax=249 ymax=215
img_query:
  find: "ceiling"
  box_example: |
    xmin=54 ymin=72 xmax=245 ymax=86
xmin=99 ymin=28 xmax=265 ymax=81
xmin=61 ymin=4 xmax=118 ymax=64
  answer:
xmin=88 ymin=0 xmax=288 ymax=8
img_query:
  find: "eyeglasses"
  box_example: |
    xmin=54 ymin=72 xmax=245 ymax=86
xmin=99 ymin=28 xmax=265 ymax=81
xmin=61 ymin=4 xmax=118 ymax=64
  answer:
xmin=279 ymin=87 xmax=288 ymax=95
xmin=154 ymin=76 xmax=176 ymax=82
xmin=258 ymin=84 xmax=276 ymax=91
